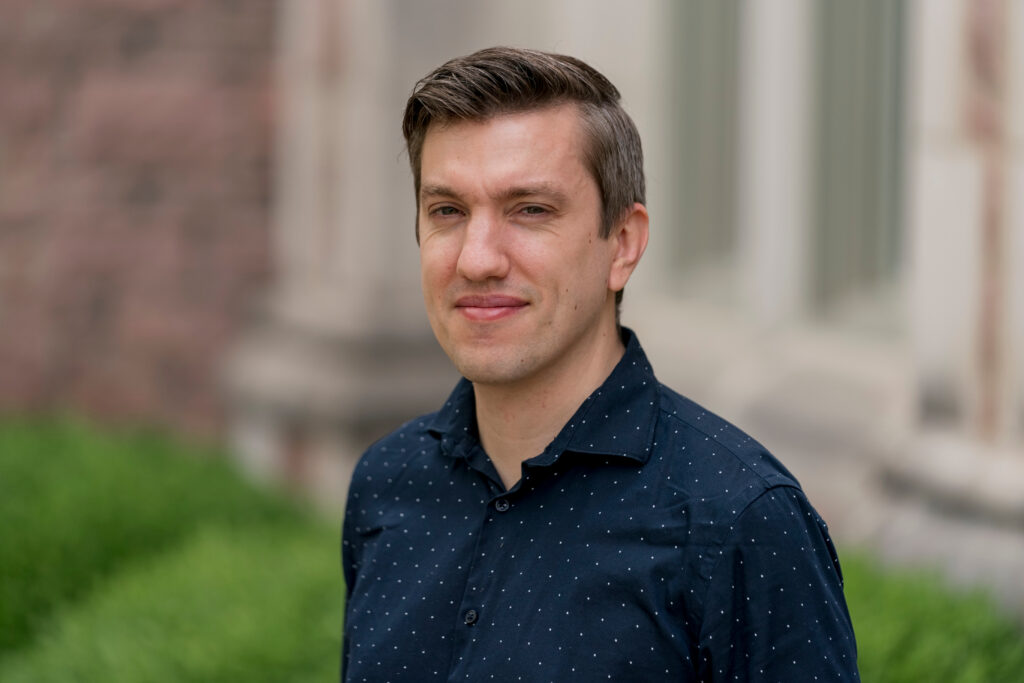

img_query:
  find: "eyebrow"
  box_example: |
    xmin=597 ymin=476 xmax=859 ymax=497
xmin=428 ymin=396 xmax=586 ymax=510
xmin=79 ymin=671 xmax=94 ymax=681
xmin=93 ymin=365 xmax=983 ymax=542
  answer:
xmin=419 ymin=184 xmax=459 ymax=201
xmin=419 ymin=183 xmax=570 ymax=205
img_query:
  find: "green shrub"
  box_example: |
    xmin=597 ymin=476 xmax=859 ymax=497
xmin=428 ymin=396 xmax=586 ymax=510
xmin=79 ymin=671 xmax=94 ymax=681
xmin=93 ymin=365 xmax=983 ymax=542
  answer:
xmin=0 ymin=418 xmax=306 ymax=655
xmin=0 ymin=523 xmax=341 ymax=682
xmin=843 ymin=552 xmax=1024 ymax=683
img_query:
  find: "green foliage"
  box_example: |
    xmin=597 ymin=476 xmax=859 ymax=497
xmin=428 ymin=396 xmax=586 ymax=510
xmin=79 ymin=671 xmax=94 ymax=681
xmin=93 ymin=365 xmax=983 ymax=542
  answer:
xmin=0 ymin=524 xmax=341 ymax=683
xmin=843 ymin=552 xmax=1024 ymax=683
xmin=0 ymin=418 xmax=308 ymax=655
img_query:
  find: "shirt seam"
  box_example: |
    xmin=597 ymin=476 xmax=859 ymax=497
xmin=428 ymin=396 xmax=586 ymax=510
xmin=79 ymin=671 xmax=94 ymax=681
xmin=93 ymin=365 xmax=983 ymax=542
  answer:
xmin=656 ymin=392 xmax=786 ymax=490
xmin=694 ymin=482 xmax=804 ymax=646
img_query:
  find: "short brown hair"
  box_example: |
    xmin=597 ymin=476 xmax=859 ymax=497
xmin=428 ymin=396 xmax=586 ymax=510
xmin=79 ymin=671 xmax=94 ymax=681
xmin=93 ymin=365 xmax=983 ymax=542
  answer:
xmin=403 ymin=46 xmax=646 ymax=242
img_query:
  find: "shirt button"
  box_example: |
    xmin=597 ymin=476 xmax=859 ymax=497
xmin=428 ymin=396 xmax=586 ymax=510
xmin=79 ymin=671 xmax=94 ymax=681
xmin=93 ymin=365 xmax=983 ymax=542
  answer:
xmin=494 ymin=498 xmax=510 ymax=512
xmin=464 ymin=609 xmax=479 ymax=625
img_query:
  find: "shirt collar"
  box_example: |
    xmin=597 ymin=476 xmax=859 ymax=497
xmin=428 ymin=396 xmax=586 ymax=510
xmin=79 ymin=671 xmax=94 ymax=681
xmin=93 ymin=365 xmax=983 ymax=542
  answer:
xmin=427 ymin=328 xmax=660 ymax=467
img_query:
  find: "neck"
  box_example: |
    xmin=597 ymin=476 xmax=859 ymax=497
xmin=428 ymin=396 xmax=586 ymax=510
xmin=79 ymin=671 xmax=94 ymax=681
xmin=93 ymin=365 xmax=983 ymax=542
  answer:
xmin=474 ymin=326 xmax=625 ymax=490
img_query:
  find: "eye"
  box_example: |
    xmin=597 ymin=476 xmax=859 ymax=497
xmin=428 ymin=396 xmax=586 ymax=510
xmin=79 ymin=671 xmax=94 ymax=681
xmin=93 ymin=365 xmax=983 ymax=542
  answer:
xmin=519 ymin=205 xmax=549 ymax=216
xmin=429 ymin=205 xmax=463 ymax=218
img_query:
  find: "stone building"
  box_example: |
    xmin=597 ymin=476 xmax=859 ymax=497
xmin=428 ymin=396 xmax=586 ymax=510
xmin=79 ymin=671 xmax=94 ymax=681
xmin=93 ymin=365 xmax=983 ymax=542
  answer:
xmin=226 ymin=0 xmax=1023 ymax=484
xmin=223 ymin=0 xmax=1024 ymax=608
xmin=0 ymin=0 xmax=277 ymax=437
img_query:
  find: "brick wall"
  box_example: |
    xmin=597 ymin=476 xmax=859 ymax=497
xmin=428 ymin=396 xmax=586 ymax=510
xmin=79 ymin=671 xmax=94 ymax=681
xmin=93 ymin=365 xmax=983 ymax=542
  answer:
xmin=0 ymin=1 xmax=277 ymax=437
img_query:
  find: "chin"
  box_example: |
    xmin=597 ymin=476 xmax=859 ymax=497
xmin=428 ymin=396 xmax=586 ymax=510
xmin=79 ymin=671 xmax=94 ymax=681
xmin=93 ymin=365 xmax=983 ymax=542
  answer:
xmin=449 ymin=349 xmax=536 ymax=386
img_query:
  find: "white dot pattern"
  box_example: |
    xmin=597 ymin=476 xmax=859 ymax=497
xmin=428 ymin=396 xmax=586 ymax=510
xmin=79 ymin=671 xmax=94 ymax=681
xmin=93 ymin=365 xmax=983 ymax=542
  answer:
xmin=341 ymin=330 xmax=859 ymax=682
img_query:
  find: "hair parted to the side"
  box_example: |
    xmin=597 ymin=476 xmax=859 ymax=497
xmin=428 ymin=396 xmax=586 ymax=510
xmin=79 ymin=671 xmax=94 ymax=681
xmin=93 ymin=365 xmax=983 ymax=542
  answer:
xmin=403 ymin=46 xmax=645 ymax=239
xmin=402 ymin=47 xmax=646 ymax=312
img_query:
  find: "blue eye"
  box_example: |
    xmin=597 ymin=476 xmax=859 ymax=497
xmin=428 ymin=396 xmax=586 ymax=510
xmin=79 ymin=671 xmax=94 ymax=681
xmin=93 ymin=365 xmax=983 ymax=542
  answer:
xmin=432 ymin=206 xmax=461 ymax=217
xmin=521 ymin=205 xmax=547 ymax=215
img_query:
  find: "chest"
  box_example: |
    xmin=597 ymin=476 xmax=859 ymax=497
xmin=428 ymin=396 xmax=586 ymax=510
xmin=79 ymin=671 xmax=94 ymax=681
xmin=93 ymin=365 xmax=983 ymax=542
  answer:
xmin=344 ymin=462 xmax=707 ymax=682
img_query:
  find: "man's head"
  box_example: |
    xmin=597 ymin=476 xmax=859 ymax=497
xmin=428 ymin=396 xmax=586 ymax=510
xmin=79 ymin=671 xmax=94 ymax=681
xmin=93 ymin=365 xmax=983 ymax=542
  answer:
xmin=407 ymin=48 xmax=648 ymax=389
xmin=403 ymin=47 xmax=645 ymax=242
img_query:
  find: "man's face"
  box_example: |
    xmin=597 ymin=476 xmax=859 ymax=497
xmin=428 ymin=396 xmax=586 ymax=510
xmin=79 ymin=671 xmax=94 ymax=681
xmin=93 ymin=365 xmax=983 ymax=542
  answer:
xmin=418 ymin=104 xmax=621 ymax=387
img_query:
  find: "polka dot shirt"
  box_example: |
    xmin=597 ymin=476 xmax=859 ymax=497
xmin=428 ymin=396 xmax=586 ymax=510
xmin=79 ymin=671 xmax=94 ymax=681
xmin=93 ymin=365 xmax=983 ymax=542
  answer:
xmin=341 ymin=329 xmax=859 ymax=682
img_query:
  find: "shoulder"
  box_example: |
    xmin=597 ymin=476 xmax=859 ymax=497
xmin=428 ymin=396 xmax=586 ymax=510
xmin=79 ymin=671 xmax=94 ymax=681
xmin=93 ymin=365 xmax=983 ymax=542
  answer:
xmin=359 ymin=412 xmax=439 ymax=467
xmin=346 ymin=412 xmax=441 ymax=514
xmin=647 ymin=386 xmax=851 ymax=620
xmin=353 ymin=412 xmax=440 ymax=478
xmin=653 ymin=382 xmax=801 ymax=502
xmin=648 ymin=380 xmax=826 ymax=588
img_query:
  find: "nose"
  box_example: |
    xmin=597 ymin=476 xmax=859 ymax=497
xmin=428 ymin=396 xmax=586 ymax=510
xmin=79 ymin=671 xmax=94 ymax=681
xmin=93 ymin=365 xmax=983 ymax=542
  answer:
xmin=456 ymin=211 xmax=511 ymax=282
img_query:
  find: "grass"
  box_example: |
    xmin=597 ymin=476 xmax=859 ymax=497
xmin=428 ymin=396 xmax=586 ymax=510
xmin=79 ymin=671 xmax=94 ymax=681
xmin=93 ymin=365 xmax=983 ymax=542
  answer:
xmin=842 ymin=553 xmax=1024 ymax=683
xmin=1 ymin=416 xmax=1023 ymax=682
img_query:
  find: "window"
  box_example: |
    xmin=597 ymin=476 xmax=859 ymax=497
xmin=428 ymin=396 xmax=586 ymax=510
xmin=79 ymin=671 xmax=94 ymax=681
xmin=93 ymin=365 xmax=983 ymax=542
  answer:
xmin=811 ymin=0 xmax=905 ymax=327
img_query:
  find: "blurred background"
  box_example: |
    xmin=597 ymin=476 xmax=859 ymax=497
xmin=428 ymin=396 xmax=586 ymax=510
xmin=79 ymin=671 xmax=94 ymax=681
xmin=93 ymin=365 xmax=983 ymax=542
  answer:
xmin=1 ymin=0 xmax=1023 ymax=680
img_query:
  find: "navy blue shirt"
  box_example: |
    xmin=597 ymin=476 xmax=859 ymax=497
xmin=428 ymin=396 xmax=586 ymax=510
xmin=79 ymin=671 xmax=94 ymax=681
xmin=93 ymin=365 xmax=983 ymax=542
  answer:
xmin=342 ymin=330 xmax=859 ymax=682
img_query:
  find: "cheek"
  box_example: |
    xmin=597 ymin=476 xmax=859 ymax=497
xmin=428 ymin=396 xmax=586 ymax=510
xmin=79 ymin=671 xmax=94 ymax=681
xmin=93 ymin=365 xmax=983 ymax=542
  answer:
xmin=420 ymin=272 xmax=443 ymax=320
xmin=569 ymin=242 xmax=614 ymax=287
xmin=420 ymin=242 xmax=455 ymax=291
xmin=533 ymin=250 xmax=604 ymax=313
xmin=421 ymin=249 xmax=466 ymax=331
xmin=564 ymin=255 xmax=615 ymax=313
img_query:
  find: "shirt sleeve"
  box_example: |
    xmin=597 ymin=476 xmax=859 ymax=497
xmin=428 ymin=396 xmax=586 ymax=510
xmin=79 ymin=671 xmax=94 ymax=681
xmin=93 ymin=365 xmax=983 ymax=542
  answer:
xmin=696 ymin=485 xmax=860 ymax=682
xmin=340 ymin=484 xmax=362 ymax=682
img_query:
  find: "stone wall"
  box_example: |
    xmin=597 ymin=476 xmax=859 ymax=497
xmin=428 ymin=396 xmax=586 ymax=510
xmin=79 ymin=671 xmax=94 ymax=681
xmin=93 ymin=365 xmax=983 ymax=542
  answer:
xmin=0 ymin=1 xmax=277 ymax=437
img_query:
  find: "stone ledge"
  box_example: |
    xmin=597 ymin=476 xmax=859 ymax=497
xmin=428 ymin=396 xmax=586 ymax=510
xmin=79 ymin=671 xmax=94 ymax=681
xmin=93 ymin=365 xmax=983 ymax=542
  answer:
xmin=879 ymin=430 xmax=1024 ymax=531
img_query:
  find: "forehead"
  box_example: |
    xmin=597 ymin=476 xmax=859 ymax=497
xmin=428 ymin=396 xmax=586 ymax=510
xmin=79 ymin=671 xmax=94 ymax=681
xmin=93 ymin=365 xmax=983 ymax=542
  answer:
xmin=419 ymin=104 xmax=591 ymax=189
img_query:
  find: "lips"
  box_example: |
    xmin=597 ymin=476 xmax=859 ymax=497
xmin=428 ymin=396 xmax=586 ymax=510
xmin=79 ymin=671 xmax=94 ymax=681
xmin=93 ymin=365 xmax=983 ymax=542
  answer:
xmin=455 ymin=294 xmax=527 ymax=321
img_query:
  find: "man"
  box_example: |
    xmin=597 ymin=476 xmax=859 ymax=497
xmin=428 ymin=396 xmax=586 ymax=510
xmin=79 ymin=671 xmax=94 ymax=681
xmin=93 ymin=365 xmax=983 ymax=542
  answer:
xmin=342 ymin=47 xmax=859 ymax=682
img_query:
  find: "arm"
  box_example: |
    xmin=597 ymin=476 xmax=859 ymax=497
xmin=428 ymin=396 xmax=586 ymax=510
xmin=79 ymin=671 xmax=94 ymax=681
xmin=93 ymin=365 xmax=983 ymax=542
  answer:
xmin=340 ymin=485 xmax=361 ymax=682
xmin=697 ymin=486 xmax=859 ymax=682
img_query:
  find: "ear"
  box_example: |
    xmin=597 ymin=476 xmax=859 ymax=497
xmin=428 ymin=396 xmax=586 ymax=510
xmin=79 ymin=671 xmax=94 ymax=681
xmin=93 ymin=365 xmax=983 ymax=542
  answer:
xmin=607 ymin=202 xmax=649 ymax=293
